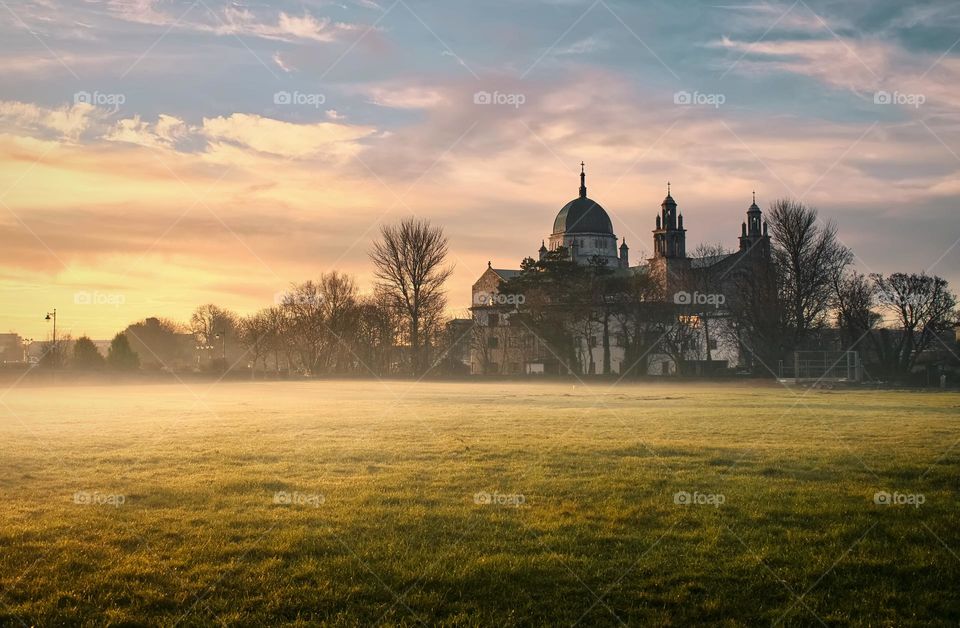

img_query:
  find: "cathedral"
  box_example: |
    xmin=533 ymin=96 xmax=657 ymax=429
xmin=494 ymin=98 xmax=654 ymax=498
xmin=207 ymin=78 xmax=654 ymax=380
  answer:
xmin=470 ymin=164 xmax=773 ymax=375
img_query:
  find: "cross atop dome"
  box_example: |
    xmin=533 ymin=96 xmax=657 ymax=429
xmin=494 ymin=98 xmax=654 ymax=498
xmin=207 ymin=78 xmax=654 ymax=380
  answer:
xmin=579 ymin=161 xmax=587 ymax=198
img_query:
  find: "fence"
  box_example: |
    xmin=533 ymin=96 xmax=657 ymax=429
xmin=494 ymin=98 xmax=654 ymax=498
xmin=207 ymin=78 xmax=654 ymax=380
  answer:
xmin=778 ymin=351 xmax=862 ymax=382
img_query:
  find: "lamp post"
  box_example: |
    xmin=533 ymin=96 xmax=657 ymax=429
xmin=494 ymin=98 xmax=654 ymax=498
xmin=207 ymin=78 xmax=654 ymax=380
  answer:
xmin=214 ymin=330 xmax=226 ymax=360
xmin=44 ymin=309 xmax=57 ymax=367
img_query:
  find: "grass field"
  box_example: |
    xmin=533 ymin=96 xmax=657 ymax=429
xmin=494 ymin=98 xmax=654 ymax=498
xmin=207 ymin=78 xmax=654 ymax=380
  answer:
xmin=0 ymin=379 xmax=958 ymax=626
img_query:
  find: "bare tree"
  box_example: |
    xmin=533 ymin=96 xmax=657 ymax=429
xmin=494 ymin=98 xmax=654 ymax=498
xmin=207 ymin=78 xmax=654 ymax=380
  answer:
xmin=768 ymin=199 xmax=852 ymax=352
xmin=190 ymin=304 xmax=239 ymax=368
xmin=369 ymin=217 xmax=454 ymax=376
xmin=832 ymin=271 xmax=878 ymax=352
xmin=239 ymin=309 xmax=273 ymax=378
xmin=354 ymin=291 xmax=402 ymax=376
xmin=690 ymin=243 xmax=733 ymax=364
xmin=871 ymin=272 xmax=957 ymax=375
xmin=318 ymin=271 xmax=362 ymax=373
xmin=263 ymin=305 xmax=292 ymax=374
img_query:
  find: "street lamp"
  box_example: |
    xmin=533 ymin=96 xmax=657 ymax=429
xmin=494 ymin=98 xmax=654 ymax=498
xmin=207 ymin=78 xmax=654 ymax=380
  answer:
xmin=44 ymin=309 xmax=57 ymax=367
xmin=214 ymin=330 xmax=226 ymax=360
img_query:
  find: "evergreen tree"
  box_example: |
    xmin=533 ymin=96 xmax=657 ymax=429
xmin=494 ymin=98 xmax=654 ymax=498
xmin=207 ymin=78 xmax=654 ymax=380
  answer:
xmin=107 ymin=333 xmax=140 ymax=371
xmin=72 ymin=336 xmax=105 ymax=370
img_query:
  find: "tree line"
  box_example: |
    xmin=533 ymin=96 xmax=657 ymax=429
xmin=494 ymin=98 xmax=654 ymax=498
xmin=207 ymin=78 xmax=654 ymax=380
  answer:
xmin=35 ymin=204 xmax=958 ymax=382
xmin=40 ymin=218 xmax=459 ymax=378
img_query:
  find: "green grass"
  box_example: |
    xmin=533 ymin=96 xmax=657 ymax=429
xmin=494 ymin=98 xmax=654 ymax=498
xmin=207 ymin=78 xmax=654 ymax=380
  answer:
xmin=0 ymin=380 xmax=958 ymax=626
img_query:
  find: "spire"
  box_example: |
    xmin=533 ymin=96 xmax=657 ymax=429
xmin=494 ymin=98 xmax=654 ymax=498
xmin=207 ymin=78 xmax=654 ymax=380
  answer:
xmin=661 ymin=181 xmax=676 ymax=209
xmin=579 ymin=161 xmax=586 ymax=198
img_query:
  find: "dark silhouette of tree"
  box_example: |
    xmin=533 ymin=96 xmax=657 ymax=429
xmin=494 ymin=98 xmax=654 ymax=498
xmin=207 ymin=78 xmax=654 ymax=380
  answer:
xmin=107 ymin=333 xmax=140 ymax=371
xmin=370 ymin=218 xmax=453 ymax=376
xmin=38 ymin=334 xmax=71 ymax=369
xmin=609 ymin=270 xmax=663 ymax=377
xmin=72 ymin=336 xmax=104 ymax=370
xmin=190 ymin=304 xmax=239 ymax=370
xmin=498 ymin=248 xmax=594 ymax=375
xmin=872 ymin=272 xmax=957 ymax=376
xmin=354 ymin=291 xmax=402 ymax=376
xmin=239 ymin=310 xmax=272 ymax=377
xmin=833 ymin=271 xmax=882 ymax=355
xmin=277 ymin=272 xmax=362 ymax=375
xmin=125 ymin=317 xmax=190 ymax=370
xmin=768 ymin=199 xmax=852 ymax=354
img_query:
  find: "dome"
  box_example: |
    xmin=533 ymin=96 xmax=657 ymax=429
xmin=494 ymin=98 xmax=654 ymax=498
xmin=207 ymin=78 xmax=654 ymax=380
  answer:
xmin=553 ymin=196 xmax=614 ymax=234
xmin=553 ymin=163 xmax=614 ymax=235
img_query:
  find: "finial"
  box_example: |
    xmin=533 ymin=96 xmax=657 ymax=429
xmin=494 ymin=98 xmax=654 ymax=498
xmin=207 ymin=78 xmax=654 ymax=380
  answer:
xmin=581 ymin=161 xmax=585 ymax=174
xmin=487 ymin=260 xmax=491 ymax=268
xmin=579 ymin=161 xmax=587 ymax=198
xmin=752 ymin=190 xmax=756 ymax=204
xmin=667 ymin=181 xmax=671 ymax=195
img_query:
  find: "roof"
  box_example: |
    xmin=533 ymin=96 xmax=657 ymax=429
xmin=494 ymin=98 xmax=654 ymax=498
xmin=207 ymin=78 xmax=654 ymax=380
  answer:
xmin=552 ymin=196 xmax=614 ymax=235
xmin=492 ymin=268 xmax=521 ymax=280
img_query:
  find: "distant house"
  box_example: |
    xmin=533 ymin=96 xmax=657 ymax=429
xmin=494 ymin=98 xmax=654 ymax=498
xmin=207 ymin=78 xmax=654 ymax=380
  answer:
xmin=0 ymin=333 xmax=24 ymax=363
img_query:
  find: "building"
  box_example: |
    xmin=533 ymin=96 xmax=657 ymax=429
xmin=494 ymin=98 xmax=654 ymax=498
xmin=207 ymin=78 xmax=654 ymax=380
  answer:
xmin=0 ymin=333 xmax=25 ymax=364
xmin=469 ymin=165 xmax=772 ymax=376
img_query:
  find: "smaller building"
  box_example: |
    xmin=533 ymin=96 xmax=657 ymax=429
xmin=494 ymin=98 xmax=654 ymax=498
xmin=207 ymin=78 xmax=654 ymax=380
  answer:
xmin=0 ymin=333 xmax=25 ymax=363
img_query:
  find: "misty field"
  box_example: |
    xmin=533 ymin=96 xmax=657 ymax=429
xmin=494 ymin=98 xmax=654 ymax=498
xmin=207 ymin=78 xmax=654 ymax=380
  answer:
xmin=0 ymin=380 xmax=958 ymax=626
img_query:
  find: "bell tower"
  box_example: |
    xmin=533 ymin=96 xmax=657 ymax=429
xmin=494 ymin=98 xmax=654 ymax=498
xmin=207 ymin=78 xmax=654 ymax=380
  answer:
xmin=649 ymin=182 xmax=691 ymax=299
xmin=652 ymin=182 xmax=686 ymax=259
xmin=738 ymin=191 xmax=771 ymax=257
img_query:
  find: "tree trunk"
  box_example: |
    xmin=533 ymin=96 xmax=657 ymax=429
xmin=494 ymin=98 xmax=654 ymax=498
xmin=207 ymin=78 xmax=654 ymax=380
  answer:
xmin=602 ymin=314 xmax=611 ymax=375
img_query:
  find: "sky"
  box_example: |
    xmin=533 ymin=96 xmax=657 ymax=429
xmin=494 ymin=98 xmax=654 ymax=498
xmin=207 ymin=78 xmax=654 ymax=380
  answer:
xmin=1 ymin=0 xmax=959 ymax=340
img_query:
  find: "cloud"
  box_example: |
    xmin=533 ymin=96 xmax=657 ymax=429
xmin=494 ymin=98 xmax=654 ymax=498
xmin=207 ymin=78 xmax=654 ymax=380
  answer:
xmin=103 ymin=1 xmax=362 ymax=43
xmin=201 ymin=113 xmax=376 ymax=159
xmin=365 ymin=86 xmax=449 ymax=109
xmin=272 ymin=51 xmax=294 ymax=73
xmin=0 ymin=100 xmax=104 ymax=139
xmin=215 ymin=8 xmax=352 ymax=43
xmin=106 ymin=114 xmax=191 ymax=149
xmin=555 ymin=36 xmax=608 ymax=56
xmin=712 ymin=26 xmax=960 ymax=112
